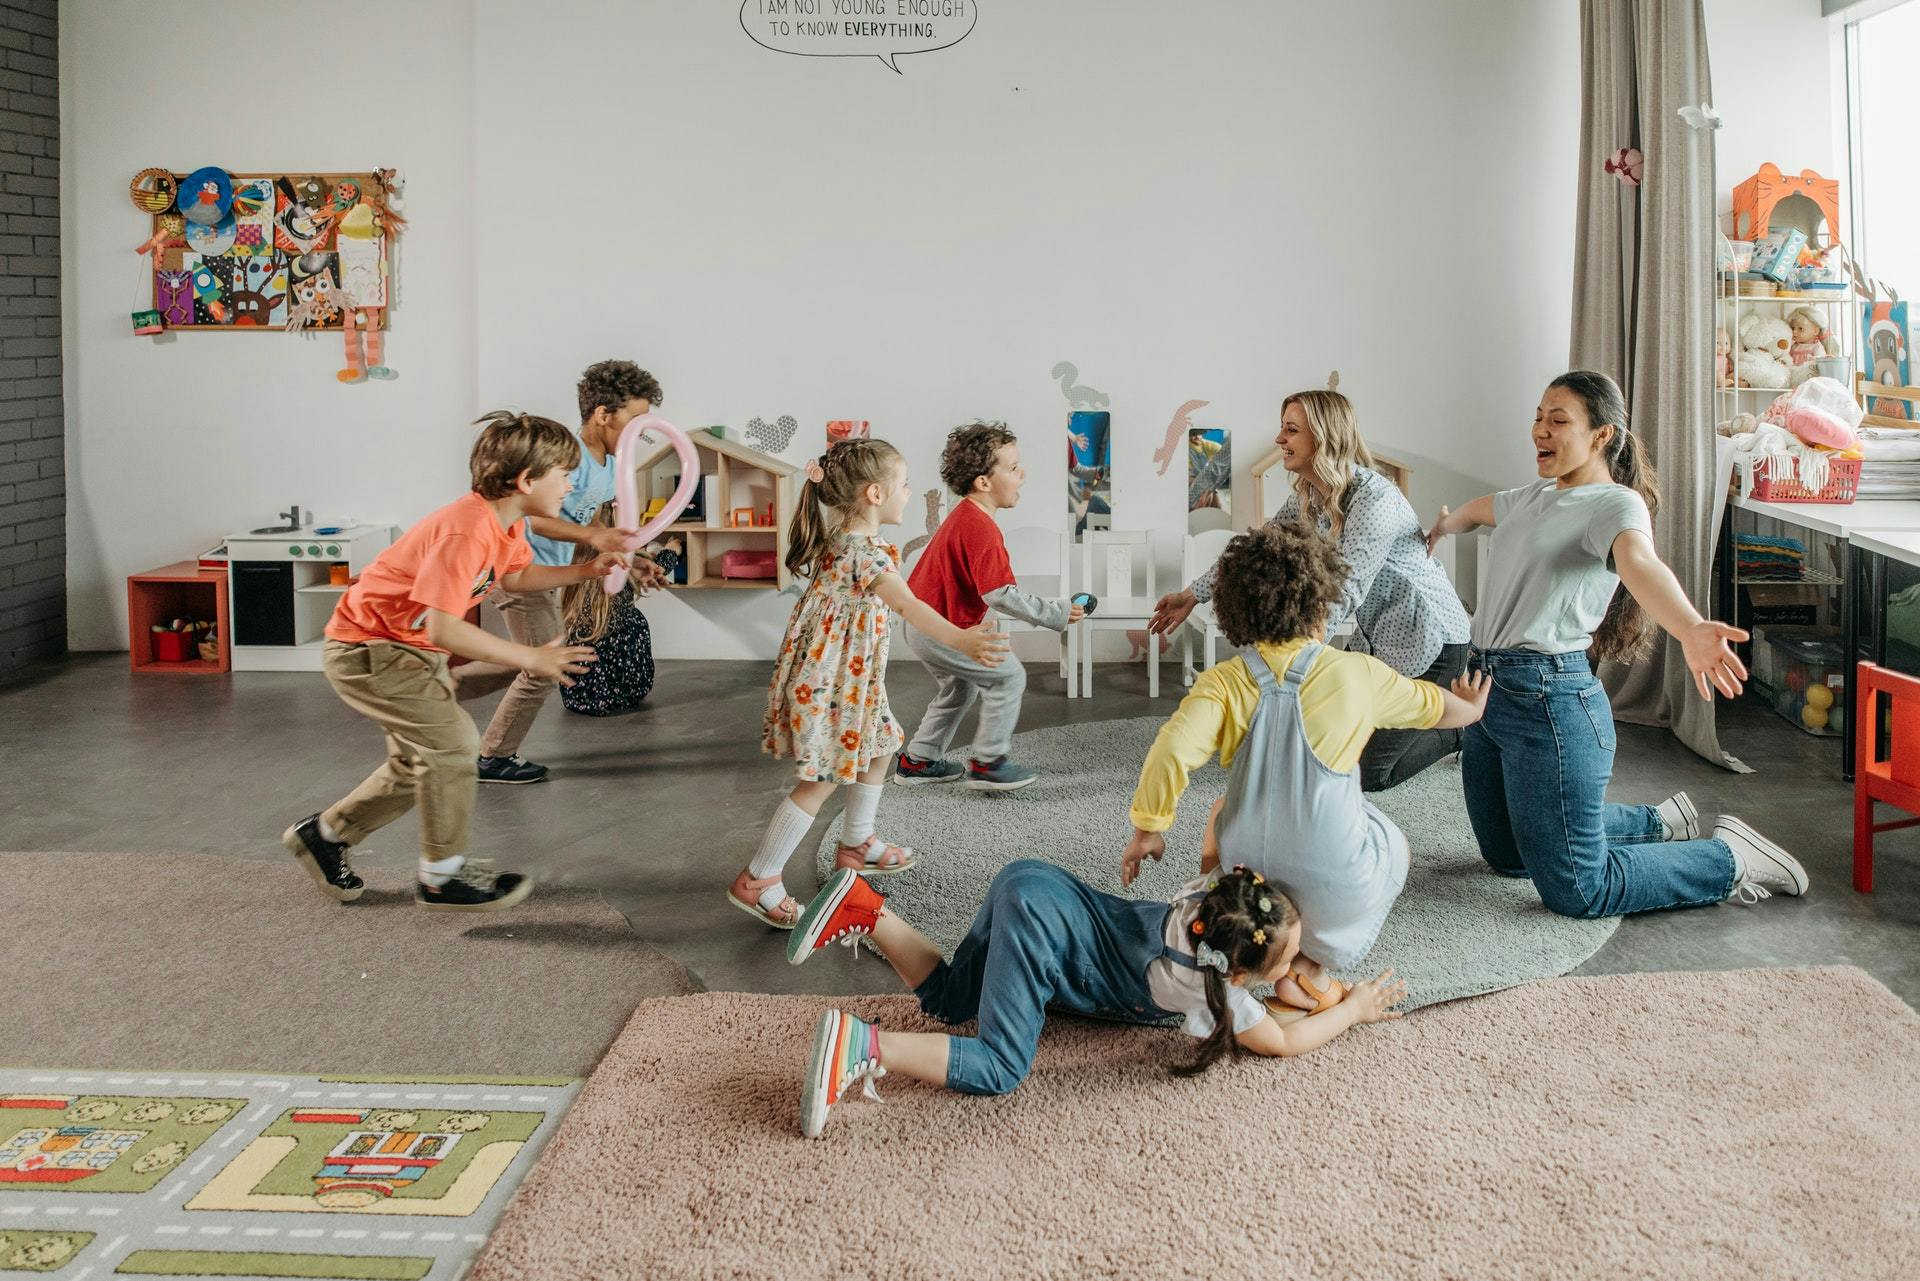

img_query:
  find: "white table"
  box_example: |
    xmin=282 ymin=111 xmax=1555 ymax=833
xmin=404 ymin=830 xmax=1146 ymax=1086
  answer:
xmin=1850 ymin=527 xmax=1920 ymax=567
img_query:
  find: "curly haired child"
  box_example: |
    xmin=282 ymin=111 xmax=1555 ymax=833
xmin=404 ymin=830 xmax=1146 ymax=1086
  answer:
xmin=1123 ymin=519 xmax=1490 ymax=1013
xmin=786 ymin=862 xmax=1405 ymax=1138
xmin=894 ymin=422 xmax=1083 ymax=792
xmin=729 ymin=438 xmax=1010 ymax=928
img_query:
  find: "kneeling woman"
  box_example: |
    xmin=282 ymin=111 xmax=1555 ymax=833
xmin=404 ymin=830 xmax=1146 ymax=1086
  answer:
xmin=1427 ymin=370 xmax=1806 ymax=916
xmin=786 ymin=862 xmax=1402 ymax=1138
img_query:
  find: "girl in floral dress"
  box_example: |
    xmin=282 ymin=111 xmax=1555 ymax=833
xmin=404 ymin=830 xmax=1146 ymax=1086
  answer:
xmin=730 ymin=438 xmax=1010 ymax=929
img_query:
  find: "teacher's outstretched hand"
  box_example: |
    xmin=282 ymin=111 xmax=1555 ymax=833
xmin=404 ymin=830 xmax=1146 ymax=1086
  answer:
xmin=1148 ymin=588 xmax=1198 ymax=637
xmin=1680 ymin=619 xmax=1750 ymax=700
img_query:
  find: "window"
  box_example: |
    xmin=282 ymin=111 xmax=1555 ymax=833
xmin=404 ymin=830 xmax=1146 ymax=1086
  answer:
xmin=1846 ymin=0 xmax=1920 ymax=294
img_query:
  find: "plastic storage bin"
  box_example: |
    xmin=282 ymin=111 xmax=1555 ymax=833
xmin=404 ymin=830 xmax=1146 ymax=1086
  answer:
xmin=1751 ymin=627 xmax=1844 ymax=736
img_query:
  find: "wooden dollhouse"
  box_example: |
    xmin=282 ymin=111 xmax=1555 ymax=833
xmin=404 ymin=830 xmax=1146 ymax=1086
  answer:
xmin=626 ymin=429 xmax=798 ymax=591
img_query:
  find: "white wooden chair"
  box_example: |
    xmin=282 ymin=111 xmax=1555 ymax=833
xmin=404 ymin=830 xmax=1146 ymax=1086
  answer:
xmin=1000 ymin=525 xmax=1077 ymax=697
xmin=1179 ymin=528 xmax=1234 ymax=687
xmin=1077 ymin=529 xmax=1160 ymax=698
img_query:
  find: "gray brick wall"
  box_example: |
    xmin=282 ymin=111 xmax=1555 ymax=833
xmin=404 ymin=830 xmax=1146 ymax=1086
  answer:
xmin=0 ymin=0 xmax=58 ymax=677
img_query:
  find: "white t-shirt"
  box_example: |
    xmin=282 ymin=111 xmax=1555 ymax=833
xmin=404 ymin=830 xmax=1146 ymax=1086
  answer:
xmin=1145 ymin=878 xmax=1271 ymax=1039
xmin=1471 ymin=480 xmax=1653 ymax=654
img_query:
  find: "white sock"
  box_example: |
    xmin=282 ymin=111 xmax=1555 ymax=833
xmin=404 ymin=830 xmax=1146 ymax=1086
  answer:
xmin=317 ymin=815 xmax=345 ymax=845
xmin=841 ymin=782 xmax=884 ymax=849
xmin=419 ymin=854 xmax=465 ymax=887
xmin=748 ymin=799 xmax=814 ymax=911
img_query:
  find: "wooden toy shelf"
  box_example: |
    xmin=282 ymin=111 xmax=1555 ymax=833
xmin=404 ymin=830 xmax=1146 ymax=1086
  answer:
xmin=630 ymin=431 xmax=796 ymax=590
xmin=126 ymin=561 xmax=230 ymax=674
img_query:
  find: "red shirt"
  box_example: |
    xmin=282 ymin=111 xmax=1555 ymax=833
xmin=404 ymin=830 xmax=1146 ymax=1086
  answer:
xmin=907 ymin=499 xmax=1015 ymax=628
xmin=327 ymin=492 xmax=534 ymax=650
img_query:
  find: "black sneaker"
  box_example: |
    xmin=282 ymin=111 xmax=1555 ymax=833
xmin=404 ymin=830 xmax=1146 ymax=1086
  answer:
xmin=282 ymin=815 xmax=364 ymax=903
xmin=415 ymin=860 xmax=535 ymax=912
xmin=893 ymin=751 xmax=964 ymax=786
xmin=477 ymin=754 xmax=548 ymax=785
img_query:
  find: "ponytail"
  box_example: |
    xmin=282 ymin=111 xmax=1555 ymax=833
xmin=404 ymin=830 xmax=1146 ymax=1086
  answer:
xmin=1173 ymin=866 xmax=1299 ymax=1079
xmin=783 ymin=437 xmax=905 ymax=578
xmin=1550 ymin=370 xmax=1658 ymax=664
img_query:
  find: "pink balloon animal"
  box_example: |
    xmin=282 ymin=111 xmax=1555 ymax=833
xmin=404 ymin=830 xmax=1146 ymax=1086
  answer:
xmin=608 ymin=415 xmax=699 ymax=595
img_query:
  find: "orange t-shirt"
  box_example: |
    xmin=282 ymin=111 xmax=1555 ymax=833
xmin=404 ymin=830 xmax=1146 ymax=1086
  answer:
xmin=326 ymin=492 xmax=534 ymax=651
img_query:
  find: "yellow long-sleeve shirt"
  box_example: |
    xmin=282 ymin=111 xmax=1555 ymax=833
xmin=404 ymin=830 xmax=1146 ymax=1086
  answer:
xmin=1128 ymin=639 xmax=1444 ymax=832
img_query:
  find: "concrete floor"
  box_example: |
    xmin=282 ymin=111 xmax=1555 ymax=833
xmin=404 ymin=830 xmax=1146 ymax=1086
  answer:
xmin=3 ymin=653 xmax=1916 ymax=1007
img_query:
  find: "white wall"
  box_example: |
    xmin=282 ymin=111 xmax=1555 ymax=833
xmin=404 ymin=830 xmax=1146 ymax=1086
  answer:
xmin=1706 ymin=0 xmax=1842 ymax=231
xmin=66 ymin=0 xmax=1584 ymax=659
xmin=471 ymin=0 xmax=1579 ymax=658
xmin=59 ymin=0 xmax=477 ymax=650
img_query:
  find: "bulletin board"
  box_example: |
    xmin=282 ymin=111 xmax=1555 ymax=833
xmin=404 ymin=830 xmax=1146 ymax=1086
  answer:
xmin=136 ymin=170 xmax=396 ymax=332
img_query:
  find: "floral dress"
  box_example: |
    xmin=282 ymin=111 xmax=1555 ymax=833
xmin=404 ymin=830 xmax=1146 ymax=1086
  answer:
xmin=763 ymin=531 xmax=903 ymax=782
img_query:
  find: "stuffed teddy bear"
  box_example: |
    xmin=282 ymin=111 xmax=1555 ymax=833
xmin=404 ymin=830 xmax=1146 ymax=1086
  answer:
xmin=1737 ymin=312 xmax=1793 ymax=390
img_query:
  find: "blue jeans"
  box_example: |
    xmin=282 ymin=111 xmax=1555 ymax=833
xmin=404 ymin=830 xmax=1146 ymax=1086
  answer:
xmin=913 ymin=860 xmax=1174 ymax=1096
xmin=1461 ymin=649 xmax=1734 ymax=918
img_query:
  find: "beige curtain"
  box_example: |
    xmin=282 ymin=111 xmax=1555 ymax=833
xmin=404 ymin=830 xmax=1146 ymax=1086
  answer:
xmin=1572 ymin=0 xmax=1742 ymax=769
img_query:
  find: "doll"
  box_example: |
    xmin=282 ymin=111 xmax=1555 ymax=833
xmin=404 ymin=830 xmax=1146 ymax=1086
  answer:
xmin=1785 ymin=307 xmax=1834 ymax=367
xmin=1715 ymin=327 xmax=1733 ymax=388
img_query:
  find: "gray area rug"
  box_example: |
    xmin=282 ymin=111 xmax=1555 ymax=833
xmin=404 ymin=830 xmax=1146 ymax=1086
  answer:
xmin=818 ymin=718 xmax=1618 ymax=1009
xmin=1 ymin=851 xmax=697 ymax=1077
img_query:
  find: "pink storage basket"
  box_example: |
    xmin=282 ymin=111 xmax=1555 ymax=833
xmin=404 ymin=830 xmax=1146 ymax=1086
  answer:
xmin=720 ymin=549 xmax=778 ymax=579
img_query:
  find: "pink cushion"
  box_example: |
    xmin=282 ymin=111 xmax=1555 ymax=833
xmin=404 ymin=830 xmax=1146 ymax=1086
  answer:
xmin=1781 ymin=405 xmax=1858 ymax=450
xmin=720 ymin=549 xmax=778 ymax=579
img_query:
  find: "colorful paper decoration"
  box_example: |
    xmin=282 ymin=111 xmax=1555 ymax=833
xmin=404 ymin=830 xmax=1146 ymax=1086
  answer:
xmin=1732 ymin=164 xmax=1841 ymax=244
xmin=1153 ymin=399 xmax=1210 ymax=476
xmin=155 ymin=270 xmax=195 ymax=326
xmin=1864 ymin=299 xmax=1912 ymax=423
xmin=183 ymin=216 xmax=237 ymax=256
xmin=1188 ymin=427 xmax=1231 ymax=516
xmin=1068 ymin=410 xmax=1111 ymax=536
xmin=826 ymin=419 xmax=869 ymax=443
xmin=129 ymin=168 xmax=177 ymax=213
xmin=1052 ymin=360 xmax=1110 ymax=410
xmin=745 ymin=415 xmax=800 ymax=452
xmin=178 ymin=166 xmax=234 ymax=226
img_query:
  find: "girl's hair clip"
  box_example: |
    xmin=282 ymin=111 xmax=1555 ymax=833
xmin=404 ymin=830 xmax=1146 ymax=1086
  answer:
xmin=1252 ymin=928 xmax=1266 ymax=946
xmin=804 ymin=458 xmax=826 ymax=484
xmin=1190 ymin=919 xmax=1206 ymax=936
xmin=1257 ymin=896 xmax=1272 ymax=914
xmin=1194 ymin=942 xmax=1230 ymax=974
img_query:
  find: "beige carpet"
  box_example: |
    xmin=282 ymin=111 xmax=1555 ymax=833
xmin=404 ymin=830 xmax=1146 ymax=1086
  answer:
xmin=2 ymin=851 xmax=695 ymax=1076
xmin=471 ymin=967 xmax=1920 ymax=1281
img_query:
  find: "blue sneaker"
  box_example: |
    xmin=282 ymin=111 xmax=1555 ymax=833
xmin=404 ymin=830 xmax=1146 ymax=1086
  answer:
xmin=478 ymin=754 xmax=548 ymax=785
xmin=965 ymin=756 xmax=1037 ymax=792
xmin=893 ymin=752 xmax=963 ymax=787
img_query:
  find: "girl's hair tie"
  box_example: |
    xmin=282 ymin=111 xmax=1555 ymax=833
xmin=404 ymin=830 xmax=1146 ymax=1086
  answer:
xmin=1194 ymin=942 xmax=1230 ymax=974
xmin=1190 ymin=918 xmax=1206 ymax=937
xmin=804 ymin=458 xmax=826 ymax=484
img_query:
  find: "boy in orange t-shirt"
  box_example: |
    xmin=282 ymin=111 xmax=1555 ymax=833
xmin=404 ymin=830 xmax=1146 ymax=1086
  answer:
xmin=282 ymin=412 xmax=620 ymax=912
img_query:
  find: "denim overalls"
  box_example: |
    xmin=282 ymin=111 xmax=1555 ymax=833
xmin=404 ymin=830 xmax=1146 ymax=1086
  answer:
xmin=1211 ymin=642 xmax=1409 ymax=971
xmin=912 ymin=860 xmax=1199 ymax=1096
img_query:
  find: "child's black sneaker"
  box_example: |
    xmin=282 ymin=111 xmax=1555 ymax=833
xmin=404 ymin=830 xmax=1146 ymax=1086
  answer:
xmin=415 ymin=859 xmax=535 ymax=912
xmin=477 ymin=754 xmax=548 ymax=785
xmin=282 ymin=816 xmax=364 ymax=903
xmin=893 ymin=751 xmax=963 ymax=786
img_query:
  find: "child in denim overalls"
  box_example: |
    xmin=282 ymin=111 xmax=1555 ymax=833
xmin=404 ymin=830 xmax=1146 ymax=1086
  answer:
xmin=1122 ymin=520 xmax=1491 ymax=1013
xmin=785 ymin=862 xmax=1406 ymax=1137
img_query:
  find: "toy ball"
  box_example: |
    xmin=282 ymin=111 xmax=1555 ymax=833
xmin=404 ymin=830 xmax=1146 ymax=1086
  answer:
xmin=179 ymin=166 xmax=234 ymax=226
xmin=1785 ymin=667 xmax=1808 ymax=694
xmin=1775 ymin=689 xmax=1799 ymax=717
xmin=1801 ymin=703 xmax=1830 ymax=730
xmin=1805 ymin=684 xmax=1835 ymax=711
xmin=1830 ymin=706 xmax=1845 ymax=734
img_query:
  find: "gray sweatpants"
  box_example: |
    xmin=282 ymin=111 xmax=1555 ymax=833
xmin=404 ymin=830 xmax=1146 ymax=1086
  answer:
xmin=905 ymin=630 xmax=1028 ymax=764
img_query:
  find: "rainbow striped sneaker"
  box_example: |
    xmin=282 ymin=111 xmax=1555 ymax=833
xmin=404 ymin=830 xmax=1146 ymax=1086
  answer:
xmin=786 ymin=868 xmax=885 ymax=966
xmin=802 ymin=1008 xmax=886 ymax=1139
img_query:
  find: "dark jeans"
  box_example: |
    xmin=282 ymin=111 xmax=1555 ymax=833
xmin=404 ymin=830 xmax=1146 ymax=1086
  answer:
xmin=1360 ymin=642 xmax=1469 ymax=793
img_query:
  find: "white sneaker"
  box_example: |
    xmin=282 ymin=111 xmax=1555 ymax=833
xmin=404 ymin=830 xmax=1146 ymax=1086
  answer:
xmin=1656 ymin=791 xmax=1700 ymax=841
xmin=1714 ymin=816 xmax=1809 ymax=902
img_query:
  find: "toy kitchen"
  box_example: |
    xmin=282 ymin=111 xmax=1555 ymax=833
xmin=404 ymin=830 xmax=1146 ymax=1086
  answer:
xmin=215 ymin=506 xmax=394 ymax=671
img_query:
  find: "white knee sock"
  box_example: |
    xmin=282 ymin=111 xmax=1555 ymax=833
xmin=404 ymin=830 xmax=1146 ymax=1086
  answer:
xmin=317 ymin=815 xmax=345 ymax=845
xmin=748 ymin=799 xmax=814 ymax=910
xmin=419 ymin=853 xmax=465 ymax=886
xmin=841 ymin=782 xmax=884 ymax=848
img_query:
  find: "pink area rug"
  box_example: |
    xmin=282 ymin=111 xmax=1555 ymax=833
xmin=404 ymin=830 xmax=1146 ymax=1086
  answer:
xmin=471 ymin=967 xmax=1920 ymax=1281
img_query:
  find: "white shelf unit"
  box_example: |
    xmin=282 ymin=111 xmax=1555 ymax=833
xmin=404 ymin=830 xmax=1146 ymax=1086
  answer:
xmin=1714 ymin=245 xmax=1857 ymax=429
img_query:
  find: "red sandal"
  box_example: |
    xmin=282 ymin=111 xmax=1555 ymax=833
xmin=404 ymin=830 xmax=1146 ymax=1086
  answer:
xmin=834 ymin=835 xmax=916 ymax=875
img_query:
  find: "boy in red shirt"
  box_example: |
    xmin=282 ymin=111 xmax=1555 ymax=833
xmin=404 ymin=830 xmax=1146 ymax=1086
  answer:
xmin=282 ymin=412 xmax=619 ymax=911
xmin=897 ymin=423 xmax=1083 ymax=791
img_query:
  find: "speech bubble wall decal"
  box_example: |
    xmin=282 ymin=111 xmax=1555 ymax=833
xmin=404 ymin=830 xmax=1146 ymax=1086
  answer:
xmin=740 ymin=0 xmax=978 ymax=74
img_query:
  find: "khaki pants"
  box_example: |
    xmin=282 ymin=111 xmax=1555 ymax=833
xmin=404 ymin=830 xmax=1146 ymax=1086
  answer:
xmin=322 ymin=640 xmax=479 ymax=859
xmin=451 ymin=588 xmax=564 ymax=759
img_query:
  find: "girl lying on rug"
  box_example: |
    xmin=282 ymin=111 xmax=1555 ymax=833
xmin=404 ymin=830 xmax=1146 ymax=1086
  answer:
xmin=1120 ymin=520 xmax=1491 ymax=1018
xmin=786 ymin=861 xmax=1403 ymax=1138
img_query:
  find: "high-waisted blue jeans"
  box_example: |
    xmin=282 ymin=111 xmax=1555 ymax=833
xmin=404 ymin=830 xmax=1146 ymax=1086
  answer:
xmin=1461 ymin=649 xmax=1734 ymax=918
